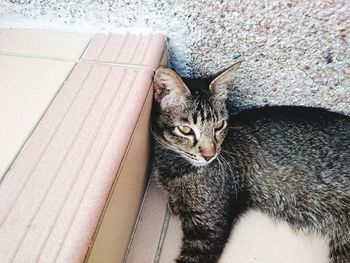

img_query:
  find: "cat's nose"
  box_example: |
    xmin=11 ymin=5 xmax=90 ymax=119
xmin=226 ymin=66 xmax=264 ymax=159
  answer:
xmin=199 ymin=143 xmax=216 ymax=162
xmin=203 ymin=153 xmax=215 ymax=161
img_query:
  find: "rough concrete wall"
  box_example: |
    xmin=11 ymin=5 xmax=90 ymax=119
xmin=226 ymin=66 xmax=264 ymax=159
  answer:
xmin=1 ymin=0 xmax=349 ymax=113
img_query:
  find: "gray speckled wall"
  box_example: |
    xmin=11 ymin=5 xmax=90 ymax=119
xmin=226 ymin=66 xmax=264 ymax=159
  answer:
xmin=1 ymin=0 xmax=349 ymax=113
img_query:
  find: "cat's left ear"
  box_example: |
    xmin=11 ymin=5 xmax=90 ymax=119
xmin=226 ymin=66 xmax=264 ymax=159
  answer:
xmin=153 ymin=66 xmax=190 ymax=110
xmin=209 ymin=61 xmax=243 ymax=100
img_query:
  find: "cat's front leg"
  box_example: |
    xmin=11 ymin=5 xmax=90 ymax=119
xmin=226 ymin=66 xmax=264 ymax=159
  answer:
xmin=329 ymin=240 xmax=350 ymax=263
xmin=176 ymin=207 xmax=232 ymax=263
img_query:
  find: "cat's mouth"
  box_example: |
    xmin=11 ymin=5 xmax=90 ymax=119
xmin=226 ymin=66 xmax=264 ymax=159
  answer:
xmin=181 ymin=151 xmax=217 ymax=166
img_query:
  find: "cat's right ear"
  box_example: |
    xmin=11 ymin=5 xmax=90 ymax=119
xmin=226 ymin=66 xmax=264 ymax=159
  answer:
xmin=153 ymin=66 xmax=190 ymax=110
xmin=209 ymin=60 xmax=243 ymax=101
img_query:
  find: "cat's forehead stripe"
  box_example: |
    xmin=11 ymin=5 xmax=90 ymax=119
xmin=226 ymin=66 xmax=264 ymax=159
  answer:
xmin=181 ymin=117 xmax=189 ymax=123
xmin=200 ymin=108 xmax=205 ymax=122
xmin=206 ymin=109 xmax=212 ymax=120
xmin=193 ymin=111 xmax=198 ymax=124
xmin=181 ymin=99 xmax=225 ymax=128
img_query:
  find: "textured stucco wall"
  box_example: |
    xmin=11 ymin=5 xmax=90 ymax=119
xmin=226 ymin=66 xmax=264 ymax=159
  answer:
xmin=1 ymin=0 xmax=349 ymax=114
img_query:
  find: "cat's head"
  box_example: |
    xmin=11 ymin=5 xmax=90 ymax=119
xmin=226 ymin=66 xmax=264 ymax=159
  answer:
xmin=152 ymin=62 xmax=242 ymax=166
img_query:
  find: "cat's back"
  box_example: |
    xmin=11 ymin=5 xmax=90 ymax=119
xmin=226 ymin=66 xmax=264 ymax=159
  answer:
xmin=230 ymin=106 xmax=350 ymax=127
xmin=229 ymin=106 xmax=350 ymax=146
xmin=226 ymin=106 xmax=350 ymax=184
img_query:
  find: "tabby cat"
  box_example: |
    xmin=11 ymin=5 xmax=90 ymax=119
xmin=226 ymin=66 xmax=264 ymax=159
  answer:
xmin=151 ymin=62 xmax=350 ymax=263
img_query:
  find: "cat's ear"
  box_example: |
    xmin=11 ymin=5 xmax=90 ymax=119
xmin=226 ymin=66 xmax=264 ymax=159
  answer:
xmin=209 ymin=61 xmax=243 ymax=100
xmin=153 ymin=66 xmax=190 ymax=110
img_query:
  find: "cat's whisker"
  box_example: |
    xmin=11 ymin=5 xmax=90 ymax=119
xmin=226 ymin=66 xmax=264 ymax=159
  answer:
xmin=216 ymin=156 xmax=226 ymax=193
xmin=151 ymin=128 xmax=178 ymax=153
xmin=219 ymin=153 xmax=239 ymax=199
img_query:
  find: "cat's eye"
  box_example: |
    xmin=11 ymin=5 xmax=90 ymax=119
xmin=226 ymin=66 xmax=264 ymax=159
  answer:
xmin=178 ymin=125 xmax=193 ymax=135
xmin=215 ymin=120 xmax=225 ymax=131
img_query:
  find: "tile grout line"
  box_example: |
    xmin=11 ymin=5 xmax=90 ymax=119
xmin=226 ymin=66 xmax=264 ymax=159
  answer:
xmin=81 ymin=59 xmax=157 ymax=72
xmin=114 ymin=32 xmax=129 ymax=63
xmin=96 ymin=33 xmax=112 ymax=61
xmin=37 ymin=67 xmax=125 ymax=262
xmin=140 ymin=34 xmax=153 ymax=65
xmin=37 ymin=68 xmax=113 ymax=254
xmin=0 ymin=64 xmax=94 ymax=229
xmin=78 ymin=36 xmax=93 ymax=61
xmin=0 ymin=60 xmax=78 ymax=185
xmin=0 ymin=51 xmax=75 ymax=62
xmin=154 ymin=207 xmax=171 ymax=263
xmin=123 ymin=173 xmax=154 ymax=263
xmin=85 ymin=72 xmax=153 ymax=263
xmin=127 ymin=33 xmax=142 ymax=65
xmin=0 ymin=35 xmax=92 ymax=184
xmin=0 ymin=51 xmax=158 ymax=72
xmin=53 ymin=70 xmax=140 ymax=262
xmin=9 ymin=65 xmax=111 ymax=262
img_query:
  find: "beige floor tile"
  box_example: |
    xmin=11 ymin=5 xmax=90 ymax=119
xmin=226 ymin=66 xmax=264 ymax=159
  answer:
xmin=220 ymin=210 xmax=329 ymax=263
xmin=0 ymin=28 xmax=91 ymax=60
xmin=125 ymin=177 xmax=168 ymax=263
xmin=0 ymin=55 xmax=75 ymax=179
xmin=158 ymin=214 xmax=182 ymax=263
xmin=125 ymin=175 xmax=183 ymax=263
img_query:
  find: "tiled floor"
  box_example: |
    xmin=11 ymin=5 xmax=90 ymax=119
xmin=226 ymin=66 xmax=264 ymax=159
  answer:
xmin=0 ymin=29 xmax=91 ymax=179
xmin=0 ymin=28 xmax=91 ymax=59
xmin=125 ymin=176 xmax=182 ymax=263
xmin=0 ymin=28 xmax=165 ymax=263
